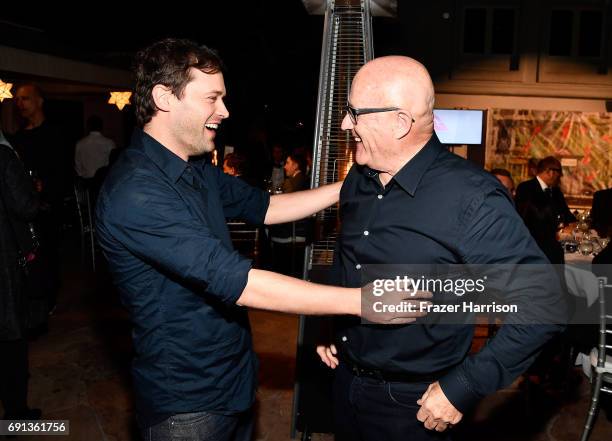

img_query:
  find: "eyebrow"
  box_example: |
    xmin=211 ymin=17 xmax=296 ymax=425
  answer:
xmin=205 ymin=90 xmax=226 ymax=97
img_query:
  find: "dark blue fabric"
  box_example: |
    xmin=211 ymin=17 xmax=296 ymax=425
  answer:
xmin=333 ymin=133 xmax=564 ymax=413
xmin=142 ymin=409 xmax=253 ymax=441
xmin=96 ymin=129 xmax=270 ymax=427
xmin=333 ymin=363 xmax=450 ymax=441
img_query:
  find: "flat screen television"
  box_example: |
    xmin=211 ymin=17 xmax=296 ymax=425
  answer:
xmin=433 ymin=109 xmax=484 ymax=145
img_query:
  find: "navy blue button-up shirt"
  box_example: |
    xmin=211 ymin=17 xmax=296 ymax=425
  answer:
xmin=333 ymin=133 xmax=563 ymax=412
xmin=96 ymin=129 xmax=269 ymax=426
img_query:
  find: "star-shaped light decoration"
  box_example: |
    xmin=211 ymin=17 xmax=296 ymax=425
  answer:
xmin=108 ymin=91 xmax=132 ymax=110
xmin=0 ymin=79 xmax=13 ymax=102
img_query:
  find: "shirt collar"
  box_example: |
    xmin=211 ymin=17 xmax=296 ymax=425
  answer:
xmin=369 ymin=132 xmax=444 ymax=196
xmin=536 ymin=175 xmax=548 ymax=191
xmin=131 ymin=128 xmax=190 ymax=183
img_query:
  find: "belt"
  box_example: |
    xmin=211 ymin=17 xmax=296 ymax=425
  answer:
xmin=343 ymin=358 xmax=449 ymax=383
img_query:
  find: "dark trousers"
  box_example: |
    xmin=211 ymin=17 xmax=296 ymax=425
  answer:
xmin=142 ymin=409 xmax=253 ymax=441
xmin=0 ymin=339 xmax=29 ymax=417
xmin=333 ymin=363 xmax=451 ymax=441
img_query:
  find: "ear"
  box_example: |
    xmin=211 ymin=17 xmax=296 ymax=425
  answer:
xmin=151 ymin=84 xmax=174 ymax=112
xmin=393 ymin=111 xmax=413 ymax=139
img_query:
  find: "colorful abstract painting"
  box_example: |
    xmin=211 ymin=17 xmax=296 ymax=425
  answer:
xmin=485 ymin=109 xmax=612 ymax=207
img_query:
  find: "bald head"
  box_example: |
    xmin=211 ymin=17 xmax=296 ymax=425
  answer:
xmin=352 ymin=56 xmax=435 ymax=129
xmin=341 ymin=56 xmax=436 ymax=178
xmin=15 ymin=83 xmax=45 ymax=127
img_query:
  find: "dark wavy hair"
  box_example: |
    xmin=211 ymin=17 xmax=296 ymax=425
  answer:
xmin=134 ymin=38 xmax=224 ymax=128
xmin=288 ymin=151 xmax=308 ymax=175
xmin=224 ymin=152 xmax=247 ymax=176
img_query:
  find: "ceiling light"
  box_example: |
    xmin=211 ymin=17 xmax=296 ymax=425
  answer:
xmin=0 ymin=79 xmax=13 ymax=102
xmin=108 ymin=91 xmax=132 ymax=110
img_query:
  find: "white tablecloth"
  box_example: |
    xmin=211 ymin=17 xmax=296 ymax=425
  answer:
xmin=564 ymin=253 xmax=598 ymax=307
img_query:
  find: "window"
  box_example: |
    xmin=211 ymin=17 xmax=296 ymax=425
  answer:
xmin=461 ymin=7 xmax=518 ymax=55
xmin=491 ymin=9 xmax=516 ymax=54
xmin=579 ymin=10 xmax=603 ymax=57
xmin=548 ymin=9 xmax=603 ymax=58
xmin=549 ymin=10 xmax=573 ymax=56
xmin=464 ymin=8 xmax=487 ymax=54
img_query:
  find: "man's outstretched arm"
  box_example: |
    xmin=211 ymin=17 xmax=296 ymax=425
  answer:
xmin=264 ymin=181 xmax=342 ymax=225
xmin=238 ymin=269 xmax=430 ymax=325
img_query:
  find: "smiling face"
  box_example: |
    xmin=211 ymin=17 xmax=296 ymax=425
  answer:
xmin=341 ymin=78 xmax=400 ymax=171
xmin=167 ymin=68 xmax=229 ymax=158
xmin=340 ymin=57 xmax=435 ymax=176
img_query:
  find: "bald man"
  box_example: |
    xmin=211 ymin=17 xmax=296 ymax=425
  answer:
xmin=12 ymin=83 xmax=67 ymax=316
xmin=316 ymin=56 xmax=563 ymax=440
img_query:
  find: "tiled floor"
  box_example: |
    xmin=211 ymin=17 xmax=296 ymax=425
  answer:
xmin=3 ymin=241 xmax=612 ymax=440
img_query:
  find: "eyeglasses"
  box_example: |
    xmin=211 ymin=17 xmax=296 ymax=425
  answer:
xmin=346 ymin=103 xmax=406 ymax=125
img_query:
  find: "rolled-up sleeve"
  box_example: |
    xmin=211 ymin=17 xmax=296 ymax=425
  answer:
xmin=98 ymin=174 xmax=252 ymax=305
xmin=213 ymin=167 xmax=270 ymax=224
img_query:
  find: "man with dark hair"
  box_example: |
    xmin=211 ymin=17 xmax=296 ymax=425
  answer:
xmin=490 ymin=168 xmax=515 ymax=198
xmin=282 ymin=151 xmax=308 ymax=193
xmin=96 ymin=38 xmax=427 ymax=441
xmin=515 ymin=156 xmax=576 ymax=263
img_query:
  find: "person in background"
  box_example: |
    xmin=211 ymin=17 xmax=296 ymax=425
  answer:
xmin=11 ymin=83 xmax=65 ymax=319
xmin=74 ymin=115 xmax=116 ymax=180
xmin=0 ymin=134 xmax=41 ymax=421
xmin=590 ymin=187 xmax=612 ymax=238
xmin=281 ymin=151 xmax=308 ymax=194
xmin=269 ymin=143 xmax=285 ymax=191
xmin=490 ymin=168 xmax=515 ymax=199
xmin=271 ymin=151 xmax=311 ymax=276
xmin=223 ymin=152 xmax=246 ymax=177
xmin=515 ymin=156 xmax=576 ymax=264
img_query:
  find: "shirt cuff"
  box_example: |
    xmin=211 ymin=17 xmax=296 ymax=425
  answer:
xmin=218 ymin=256 xmax=253 ymax=305
xmin=438 ymin=367 xmax=482 ymax=413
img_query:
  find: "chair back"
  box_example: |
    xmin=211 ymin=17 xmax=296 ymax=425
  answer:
xmin=596 ymin=277 xmax=612 ymax=373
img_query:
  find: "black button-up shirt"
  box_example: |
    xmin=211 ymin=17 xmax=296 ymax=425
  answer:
xmin=96 ymin=129 xmax=269 ymax=426
xmin=334 ymin=133 xmax=563 ymax=412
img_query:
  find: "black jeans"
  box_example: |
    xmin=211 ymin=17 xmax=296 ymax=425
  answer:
xmin=142 ymin=409 xmax=253 ymax=441
xmin=333 ymin=363 xmax=451 ymax=441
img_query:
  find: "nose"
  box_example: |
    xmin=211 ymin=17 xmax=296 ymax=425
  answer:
xmin=218 ymin=99 xmax=229 ymax=119
xmin=341 ymin=113 xmax=353 ymax=131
